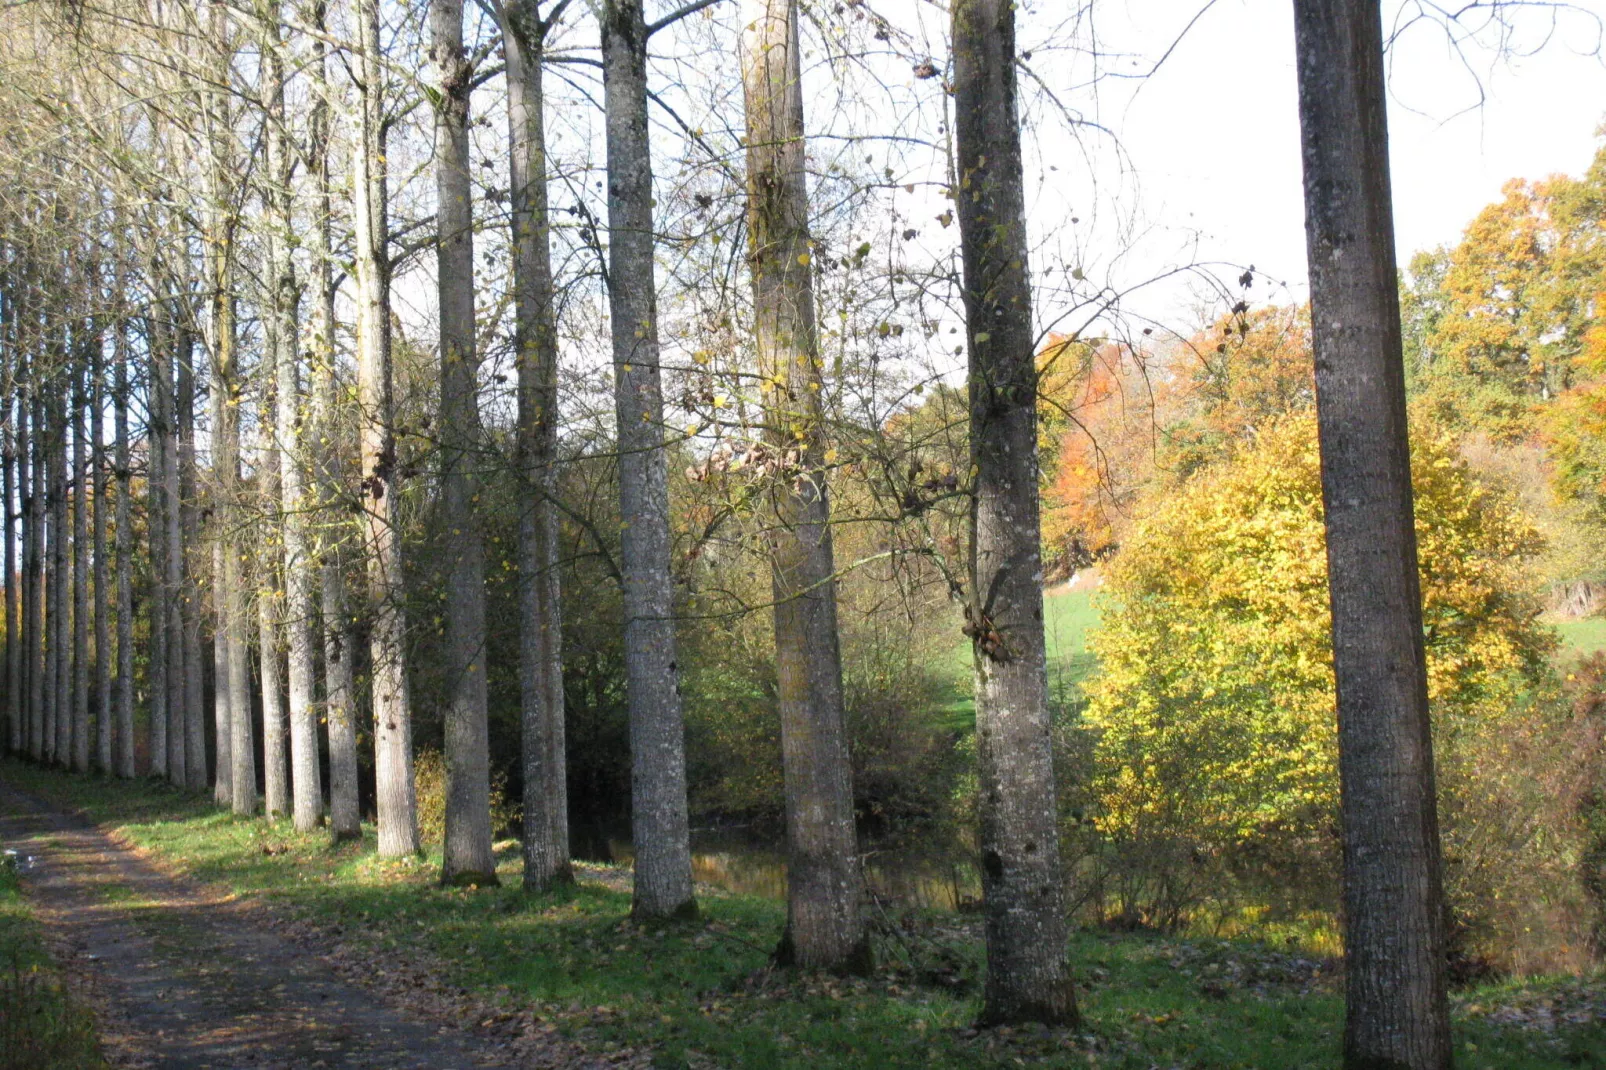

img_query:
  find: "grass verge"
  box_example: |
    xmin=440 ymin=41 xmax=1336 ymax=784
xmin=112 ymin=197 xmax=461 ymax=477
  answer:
xmin=3 ymin=758 xmax=1603 ymax=1069
xmin=0 ymin=829 xmax=107 ymax=1070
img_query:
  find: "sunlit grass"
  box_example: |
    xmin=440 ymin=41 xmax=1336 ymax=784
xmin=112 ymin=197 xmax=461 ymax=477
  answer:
xmin=1554 ymin=615 xmax=1606 ymax=658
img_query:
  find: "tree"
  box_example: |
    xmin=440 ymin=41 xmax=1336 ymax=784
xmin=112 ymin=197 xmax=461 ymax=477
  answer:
xmin=27 ymin=379 xmax=44 ymax=765
xmin=307 ymin=0 xmax=360 ymax=842
xmin=498 ymin=0 xmax=572 ymax=891
xmin=91 ymin=300 xmax=111 ymax=773
xmin=112 ymin=317 xmax=134 ymax=778
xmin=49 ymin=350 xmax=69 ymax=768
xmin=70 ymin=326 xmax=90 ymax=774
xmin=431 ymin=0 xmax=497 ymax=885
xmin=951 ymin=0 xmax=1077 ymax=1027
xmin=354 ymin=0 xmax=419 ymax=857
xmin=165 ymin=321 xmax=189 ymax=788
xmin=599 ymin=0 xmax=696 ymax=920
xmin=256 ymin=4 xmax=293 ymax=821
xmin=3 ymin=276 xmax=17 ymax=759
xmin=1290 ymin=1 xmax=1451 ymax=1064
xmin=149 ymin=310 xmax=173 ymax=783
xmin=259 ymin=368 xmax=289 ymax=818
xmin=738 ymin=0 xmax=868 ymax=971
xmin=1547 ymin=305 xmax=1606 ymax=524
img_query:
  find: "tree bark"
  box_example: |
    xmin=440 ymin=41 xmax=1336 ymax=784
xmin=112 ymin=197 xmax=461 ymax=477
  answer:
xmin=254 ymin=6 xmax=303 ymax=823
xmin=309 ymin=0 xmax=359 ymax=841
xmin=430 ymin=0 xmax=497 ymax=886
xmin=3 ymin=289 xmax=17 ymax=758
xmin=1290 ymin=3 xmax=1452 ymax=1066
xmin=166 ymin=322 xmax=191 ymax=786
xmin=150 ymin=320 xmax=175 ymax=784
xmin=212 ymin=536 xmax=231 ymax=802
xmin=354 ymin=0 xmax=419 ymax=857
xmin=28 ymin=389 xmax=45 ymax=764
xmin=952 ymin=0 xmax=1077 ymax=1027
xmin=161 ymin=327 xmax=187 ymax=787
xmin=274 ymin=210 xmax=322 ymax=834
xmin=113 ymin=328 xmax=135 ymax=778
xmin=16 ymin=341 xmax=34 ymax=761
xmin=501 ymin=0 xmax=571 ymax=892
xmin=51 ymin=375 xmax=71 ymax=767
xmin=178 ymin=317 xmax=207 ymax=789
xmin=41 ymin=388 xmax=56 ymax=767
xmin=600 ymin=0 xmax=696 ymax=920
xmin=71 ymin=333 xmax=91 ymax=773
xmin=215 ymin=284 xmax=255 ymax=814
xmin=224 ymin=343 xmax=255 ymax=814
xmin=738 ymin=0 xmax=868 ymax=972
xmin=258 ymin=479 xmax=288 ymax=818
xmin=93 ymin=313 xmax=112 ymax=773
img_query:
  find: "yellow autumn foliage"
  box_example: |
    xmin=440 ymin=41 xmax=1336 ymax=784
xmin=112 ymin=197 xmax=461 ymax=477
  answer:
xmin=1083 ymin=410 xmax=1555 ymax=863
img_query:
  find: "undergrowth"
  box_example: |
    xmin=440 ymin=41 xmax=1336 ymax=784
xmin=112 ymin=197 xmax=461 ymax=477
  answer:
xmin=3 ymin=758 xmax=1603 ymax=1069
xmin=0 ymin=842 xmax=107 ymax=1070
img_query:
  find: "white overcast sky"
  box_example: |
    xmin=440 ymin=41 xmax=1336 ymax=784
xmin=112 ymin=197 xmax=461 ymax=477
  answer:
xmin=1083 ymin=0 xmax=1606 ymax=314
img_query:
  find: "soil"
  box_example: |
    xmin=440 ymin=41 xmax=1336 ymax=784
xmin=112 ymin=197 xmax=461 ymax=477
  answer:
xmin=0 ymin=775 xmax=647 ymax=1069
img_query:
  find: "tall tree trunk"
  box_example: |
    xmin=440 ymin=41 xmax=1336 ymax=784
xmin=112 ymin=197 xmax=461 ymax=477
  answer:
xmin=355 ymin=0 xmax=418 ymax=856
xmin=4 ymin=303 xmax=17 ymax=758
xmin=16 ymin=342 xmax=33 ymax=760
xmin=431 ymin=0 xmax=497 ymax=886
xmin=223 ymin=326 xmax=255 ymax=813
xmin=213 ymin=281 xmax=254 ymax=812
xmin=275 ymin=225 xmax=321 ymax=834
xmin=256 ymin=9 xmax=294 ymax=822
xmin=71 ymin=335 xmax=91 ymax=773
xmin=264 ymin=20 xmax=322 ymax=829
xmin=952 ymin=0 xmax=1077 ymax=1027
xmin=160 ymin=330 xmax=186 ymax=787
xmin=201 ymin=0 xmax=250 ymax=812
xmin=258 ymin=367 xmax=289 ymax=820
xmin=212 ymin=537 xmax=231 ymax=802
xmin=113 ymin=329 xmax=135 ymax=778
xmin=502 ymin=0 xmax=571 ymax=892
xmin=310 ymin=0 xmax=359 ymax=841
xmin=599 ymin=0 xmax=696 ymax=921
xmin=51 ymin=379 xmax=71 ymax=767
xmin=28 ymin=389 xmax=45 ymax=763
xmin=258 ymin=510 xmax=288 ymax=817
xmin=226 ymin=424 xmax=255 ymax=810
xmin=149 ymin=324 xmax=174 ymax=783
xmin=738 ymin=0 xmax=868 ymax=971
xmin=166 ymin=324 xmax=189 ymax=785
xmin=207 ymin=305 xmax=232 ymax=803
xmin=178 ymin=323 xmax=207 ymax=789
xmin=1290 ymin=3 xmax=1451 ymax=1066
xmin=93 ymin=319 xmax=112 ymax=773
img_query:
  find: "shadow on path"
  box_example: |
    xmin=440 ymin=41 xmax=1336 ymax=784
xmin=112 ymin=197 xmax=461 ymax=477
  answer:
xmin=0 ymin=776 xmax=516 ymax=1069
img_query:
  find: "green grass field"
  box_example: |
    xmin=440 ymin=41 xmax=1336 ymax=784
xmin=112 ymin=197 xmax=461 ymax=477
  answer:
xmin=940 ymin=585 xmax=1101 ymax=731
xmin=3 ymin=762 xmax=1601 ymax=1069
xmin=1555 ymin=615 xmax=1606 ymax=659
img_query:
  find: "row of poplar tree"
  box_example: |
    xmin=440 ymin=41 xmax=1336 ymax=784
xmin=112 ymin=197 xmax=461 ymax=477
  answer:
xmin=0 ymin=0 xmax=1471 ymax=1064
xmin=0 ymin=0 xmax=1080 ymax=1028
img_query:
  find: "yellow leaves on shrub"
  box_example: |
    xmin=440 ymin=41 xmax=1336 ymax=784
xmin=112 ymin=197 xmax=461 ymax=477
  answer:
xmin=1083 ymin=410 xmax=1554 ymax=850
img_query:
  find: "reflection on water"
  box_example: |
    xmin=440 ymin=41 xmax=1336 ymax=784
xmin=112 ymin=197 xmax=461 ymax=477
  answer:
xmin=575 ymin=823 xmax=981 ymax=912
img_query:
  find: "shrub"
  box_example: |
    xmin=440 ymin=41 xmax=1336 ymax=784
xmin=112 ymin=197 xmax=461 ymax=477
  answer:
xmin=412 ymin=748 xmax=520 ymax=848
xmin=0 ymin=959 xmax=105 ymax=1070
xmin=1081 ymin=411 xmax=1568 ymax=962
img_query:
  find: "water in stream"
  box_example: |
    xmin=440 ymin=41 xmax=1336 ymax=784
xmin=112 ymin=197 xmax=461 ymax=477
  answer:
xmin=572 ymin=823 xmax=982 ymax=912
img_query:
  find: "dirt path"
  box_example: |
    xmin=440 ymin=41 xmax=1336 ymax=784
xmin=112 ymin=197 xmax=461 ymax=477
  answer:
xmin=0 ymin=777 xmax=628 ymax=1069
